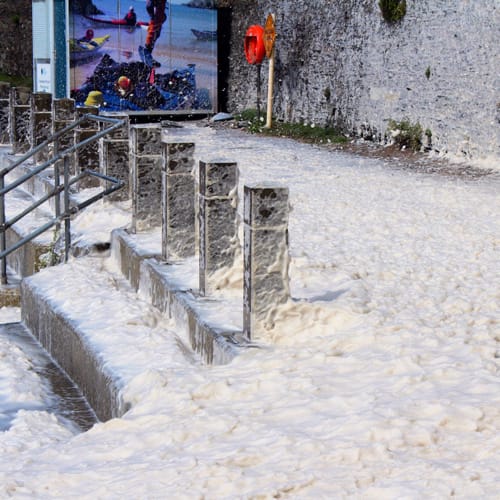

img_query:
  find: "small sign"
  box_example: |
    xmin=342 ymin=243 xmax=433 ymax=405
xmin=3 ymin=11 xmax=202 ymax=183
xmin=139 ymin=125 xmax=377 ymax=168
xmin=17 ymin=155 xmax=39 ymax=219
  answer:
xmin=36 ymin=63 xmax=52 ymax=93
xmin=263 ymin=13 xmax=276 ymax=59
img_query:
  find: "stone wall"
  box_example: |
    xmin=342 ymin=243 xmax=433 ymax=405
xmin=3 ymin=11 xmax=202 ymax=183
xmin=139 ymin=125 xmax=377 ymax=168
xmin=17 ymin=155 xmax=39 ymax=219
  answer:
xmin=0 ymin=0 xmax=32 ymax=77
xmin=226 ymin=0 xmax=499 ymax=160
xmin=0 ymin=0 xmax=97 ymax=79
xmin=0 ymin=1 xmax=497 ymax=160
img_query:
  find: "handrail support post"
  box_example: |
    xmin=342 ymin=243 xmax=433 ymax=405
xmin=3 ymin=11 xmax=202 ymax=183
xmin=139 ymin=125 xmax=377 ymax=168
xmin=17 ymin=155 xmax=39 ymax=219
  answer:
xmin=63 ymin=155 xmax=71 ymax=262
xmin=0 ymin=175 xmax=7 ymax=284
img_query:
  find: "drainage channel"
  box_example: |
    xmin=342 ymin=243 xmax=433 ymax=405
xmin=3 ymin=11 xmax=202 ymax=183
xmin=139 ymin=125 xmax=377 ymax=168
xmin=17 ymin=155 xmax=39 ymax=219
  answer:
xmin=0 ymin=322 xmax=97 ymax=432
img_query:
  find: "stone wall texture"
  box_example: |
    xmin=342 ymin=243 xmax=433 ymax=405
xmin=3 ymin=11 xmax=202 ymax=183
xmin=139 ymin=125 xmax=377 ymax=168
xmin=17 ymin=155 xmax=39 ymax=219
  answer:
xmin=226 ymin=0 xmax=499 ymax=160
xmin=0 ymin=1 xmax=497 ymax=161
xmin=0 ymin=0 xmax=32 ymax=77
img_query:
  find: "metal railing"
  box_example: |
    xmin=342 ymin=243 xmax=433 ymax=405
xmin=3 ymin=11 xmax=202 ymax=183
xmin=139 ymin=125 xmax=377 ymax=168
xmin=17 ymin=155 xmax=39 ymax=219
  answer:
xmin=0 ymin=114 xmax=127 ymax=284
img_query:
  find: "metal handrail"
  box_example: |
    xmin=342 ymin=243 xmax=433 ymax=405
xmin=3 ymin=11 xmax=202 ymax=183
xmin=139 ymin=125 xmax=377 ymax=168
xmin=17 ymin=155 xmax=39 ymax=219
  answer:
xmin=0 ymin=113 xmax=127 ymax=284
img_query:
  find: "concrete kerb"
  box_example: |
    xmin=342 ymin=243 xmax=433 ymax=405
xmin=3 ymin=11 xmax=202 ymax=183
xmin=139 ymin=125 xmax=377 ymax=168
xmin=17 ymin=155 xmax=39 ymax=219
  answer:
xmin=110 ymin=227 xmax=160 ymax=292
xmin=141 ymin=258 xmax=246 ymax=365
xmin=111 ymin=227 xmax=252 ymax=364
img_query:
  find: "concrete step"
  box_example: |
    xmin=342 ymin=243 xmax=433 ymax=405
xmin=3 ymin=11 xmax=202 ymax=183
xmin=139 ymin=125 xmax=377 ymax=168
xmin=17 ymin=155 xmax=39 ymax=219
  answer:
xmin=0 ymin=148 xmax=110 ymax=295
xmin=20 ymin=227 xmax=254 ymax=421
xmin=0 ymin=268 xmax=21 ymax=307
xmin=111 ymin=228 xmax=253 ymax=364
xmin=1 ymin=150 xmax=58 ymax=281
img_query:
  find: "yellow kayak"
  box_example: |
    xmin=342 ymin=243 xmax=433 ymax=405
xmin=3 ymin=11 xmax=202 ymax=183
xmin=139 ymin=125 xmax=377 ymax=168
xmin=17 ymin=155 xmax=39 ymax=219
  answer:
xmin=70 ymin=35 xmax=110 ymax=62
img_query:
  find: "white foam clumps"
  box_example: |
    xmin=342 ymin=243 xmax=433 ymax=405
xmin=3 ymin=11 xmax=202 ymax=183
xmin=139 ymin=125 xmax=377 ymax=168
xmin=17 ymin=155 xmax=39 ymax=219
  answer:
xmin=0 ymin=126 xmax=499 ymax=498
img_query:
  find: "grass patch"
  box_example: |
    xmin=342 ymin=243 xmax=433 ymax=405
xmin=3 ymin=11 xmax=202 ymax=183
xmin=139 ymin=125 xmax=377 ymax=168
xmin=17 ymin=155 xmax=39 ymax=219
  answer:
xmin=0 ymin=73 xmax=32 ymax=88
xmin=379 ymin=0 xmax=407 ymax=23
xmin=235 ymin=109 xmax=347 ymax=145
xmin=387 ymin=118 xmax=423 ymax=151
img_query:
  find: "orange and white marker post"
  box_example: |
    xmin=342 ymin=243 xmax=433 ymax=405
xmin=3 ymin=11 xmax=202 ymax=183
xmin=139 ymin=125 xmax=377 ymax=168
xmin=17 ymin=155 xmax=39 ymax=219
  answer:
xmin=263 ymin=13 xmax=276 ymax=129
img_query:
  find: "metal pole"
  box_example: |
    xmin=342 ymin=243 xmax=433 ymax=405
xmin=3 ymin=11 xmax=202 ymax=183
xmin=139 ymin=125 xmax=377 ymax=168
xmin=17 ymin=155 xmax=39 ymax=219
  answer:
xmin=54 ymin=138 xmax=61 ymax=232
xmin=63 ymin=155 xmax=71 ymax=262
xmin=0 ymin=175 xmax=7 ymax=284
xmin=256 ymin=64 xmax=262 ymax=120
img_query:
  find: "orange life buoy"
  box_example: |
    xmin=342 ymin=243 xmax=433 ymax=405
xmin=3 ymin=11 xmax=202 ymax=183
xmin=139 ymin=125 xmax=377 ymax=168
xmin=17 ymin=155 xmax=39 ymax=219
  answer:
xmin=244 ymin=25 xmax=266 ymax=65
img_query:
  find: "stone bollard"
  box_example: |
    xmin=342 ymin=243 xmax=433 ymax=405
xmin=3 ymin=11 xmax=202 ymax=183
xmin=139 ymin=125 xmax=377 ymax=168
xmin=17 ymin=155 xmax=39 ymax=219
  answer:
xmin=130 ymin=124 xmax=163 ymax=232
xmin=30 ymin=92 xmax=53 ymax=164
xmin=9 ymin=87 xmax=31 ymax=154
xmin=198 ymin=160 xmax=239 ymax=296
xmin=52 ymin=98 xmax=76 ymax=155
xmin=162 ymin=141 xmax=196 ymax=260
xmin=243 ymin=185 xmax=290 ymax=340
xmin=74 ymin=105 xmax=100 ymax=186
xmin=0 ymin=82 xmax=10 ymax=144
xmin=99 ymin=112 xmax=130 ymax=202
xmin=51 ymin=99 xmax=76 ymax=213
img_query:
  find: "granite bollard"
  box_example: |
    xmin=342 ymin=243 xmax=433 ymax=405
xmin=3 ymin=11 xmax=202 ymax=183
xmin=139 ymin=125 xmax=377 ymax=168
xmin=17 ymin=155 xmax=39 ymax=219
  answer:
xmin=99 ymin=112 xmax=130 ymax=202
xmin=30 ymin=92 xmax=53 ymax=164
xmin=198 ymin=160 xmax=239 ymax=296
xmin=243 ymin=184 xmax=290 ymax=340
xmin=52 ymin=98 xmax=76 ymax=155
xmin=74 ymin=105 xmax=100 ymax=186
xmin=9 ymin=87 xmax=31 ymax=154
xmin=0 ymin=82 xmax=10 ymax=144
xmin=130 ymin=124 xmax=163 ymax=232
xmin=162 ymin=141 xmax=196 ymax=260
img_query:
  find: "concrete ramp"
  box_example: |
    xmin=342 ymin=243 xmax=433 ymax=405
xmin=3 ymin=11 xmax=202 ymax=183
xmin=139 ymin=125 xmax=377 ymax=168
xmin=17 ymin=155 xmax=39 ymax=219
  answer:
xmin=0 ymin=321 xmax=97 ymax=431
xmin=21 ymin=280 xmax=129 ymax=422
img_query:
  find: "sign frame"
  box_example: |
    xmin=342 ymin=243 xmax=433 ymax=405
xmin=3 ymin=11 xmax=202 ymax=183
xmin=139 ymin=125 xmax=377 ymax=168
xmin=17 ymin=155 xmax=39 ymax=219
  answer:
xmin=263 ymin=13 xmax=276 ymax=59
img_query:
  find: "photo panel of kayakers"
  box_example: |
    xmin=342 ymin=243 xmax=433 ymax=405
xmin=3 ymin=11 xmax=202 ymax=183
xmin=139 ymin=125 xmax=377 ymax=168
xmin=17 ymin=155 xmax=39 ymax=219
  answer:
xmin=69 ymin=0 xmax=217 ymax=112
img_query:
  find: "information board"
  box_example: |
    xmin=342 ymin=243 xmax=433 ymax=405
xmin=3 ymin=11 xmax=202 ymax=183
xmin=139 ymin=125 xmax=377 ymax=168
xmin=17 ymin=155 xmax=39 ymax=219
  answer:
xmin=68 ymin=0 xmax=218 ymax=112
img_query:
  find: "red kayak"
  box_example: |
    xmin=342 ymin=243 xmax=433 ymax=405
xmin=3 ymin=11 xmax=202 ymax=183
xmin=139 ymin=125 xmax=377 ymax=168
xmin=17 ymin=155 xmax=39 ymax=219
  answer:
xmin=84 ymin=14 xmax=149 ymax=27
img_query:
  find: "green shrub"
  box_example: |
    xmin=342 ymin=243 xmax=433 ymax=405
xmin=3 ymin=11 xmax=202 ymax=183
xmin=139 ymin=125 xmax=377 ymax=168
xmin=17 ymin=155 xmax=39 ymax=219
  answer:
xmin=387 ymin=119 xmax=423 ymax=151
xmin=379 ymin=0 xmax=407 ymax=23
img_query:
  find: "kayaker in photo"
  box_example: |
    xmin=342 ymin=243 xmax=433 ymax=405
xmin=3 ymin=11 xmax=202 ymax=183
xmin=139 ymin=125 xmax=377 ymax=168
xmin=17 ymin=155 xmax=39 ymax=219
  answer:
xmin=139 ymin=0 xmax=167 ymax=67
xmin=124 ymin=6 xmax=137 ymax=26
xmin=78 ymin=29 xmax=98 ymax=47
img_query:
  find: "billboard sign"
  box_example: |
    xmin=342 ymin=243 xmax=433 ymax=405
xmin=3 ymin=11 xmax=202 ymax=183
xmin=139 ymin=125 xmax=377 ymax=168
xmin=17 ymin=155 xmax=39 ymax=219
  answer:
xmin=68 ymin=0 xmax=217 ymax=112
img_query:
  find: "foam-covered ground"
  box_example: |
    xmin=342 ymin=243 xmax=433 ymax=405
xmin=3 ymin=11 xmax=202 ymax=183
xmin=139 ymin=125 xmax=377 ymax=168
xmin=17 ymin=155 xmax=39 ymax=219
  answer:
xmin=0 ymin=127 xmax=498 ymax=498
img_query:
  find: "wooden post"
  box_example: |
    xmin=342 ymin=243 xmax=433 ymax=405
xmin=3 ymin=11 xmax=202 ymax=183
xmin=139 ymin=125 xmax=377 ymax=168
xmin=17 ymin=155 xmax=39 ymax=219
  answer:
xmin=265 ymin=49 xmax=275 ymax=129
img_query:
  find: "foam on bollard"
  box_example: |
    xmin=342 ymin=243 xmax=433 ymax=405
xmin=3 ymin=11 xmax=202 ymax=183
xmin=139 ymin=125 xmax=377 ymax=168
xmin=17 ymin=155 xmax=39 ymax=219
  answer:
xmin=74 ymin=105 xmax=100 ymax=186
xmin=130 ymin=124 xmax=163 ymax=232
xmin=30 ymin=92 xmax=52 ymax=165
xmin=99 ymin=112 xmax=130 ymax=202
xmin=243 ymin=184 xmax=290 ymax=340
xmin=9 ymin=87 xmax=31 ymax=154
xmin=0 ymin=82 xmax=10 ymax=144
xmin=52 ymin=98 xmax=76 ymax=156
xmin=198 ymin=160 xmax=239 ymax=296
xmin=162 ymin=141 xmax=196 ymax=260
